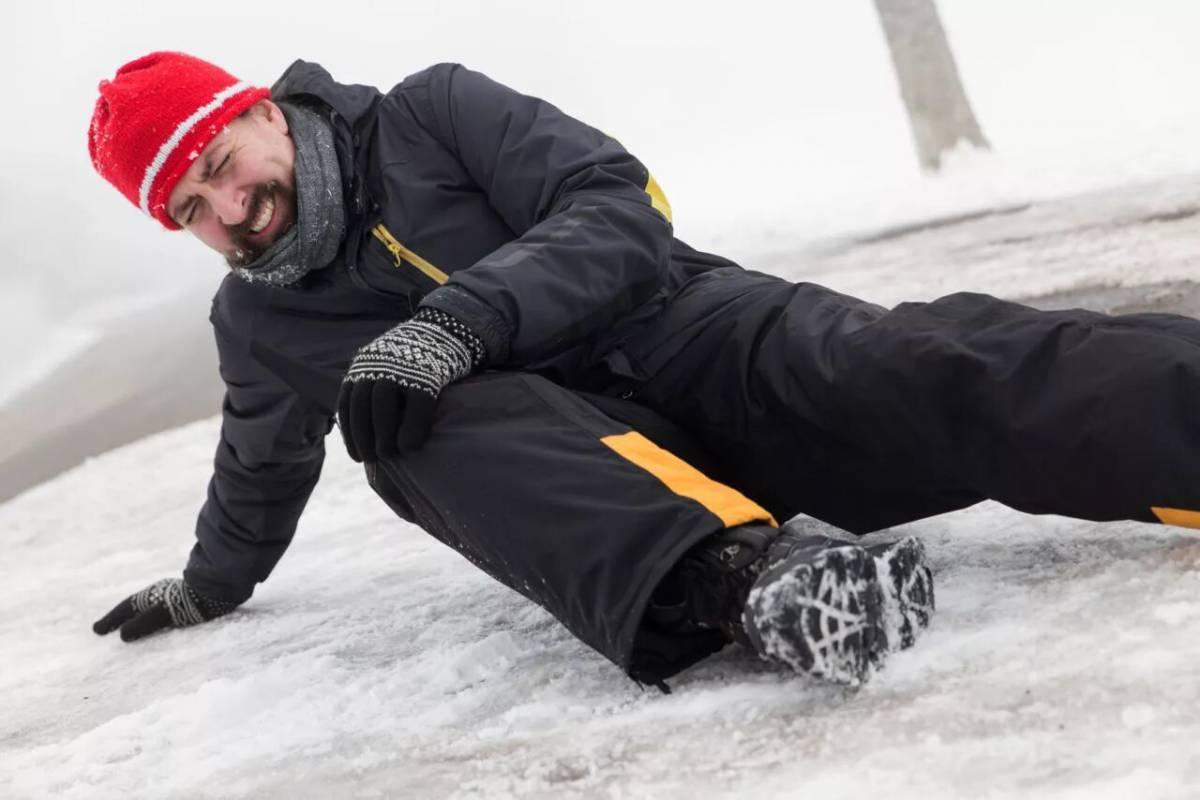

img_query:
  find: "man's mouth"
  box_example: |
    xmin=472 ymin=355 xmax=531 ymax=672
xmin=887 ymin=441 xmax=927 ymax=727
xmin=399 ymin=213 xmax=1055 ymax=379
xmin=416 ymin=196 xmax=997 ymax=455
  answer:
xmin=224 ymin=181 xmax=296 ymax=269
xmin=249 ymin=194 xmax=276 ymax=235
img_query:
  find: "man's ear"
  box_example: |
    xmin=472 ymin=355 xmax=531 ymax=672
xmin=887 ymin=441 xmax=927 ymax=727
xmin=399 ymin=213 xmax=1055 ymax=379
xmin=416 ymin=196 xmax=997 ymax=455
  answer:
xmin=247 ymin=98 xmax=288 ymax=135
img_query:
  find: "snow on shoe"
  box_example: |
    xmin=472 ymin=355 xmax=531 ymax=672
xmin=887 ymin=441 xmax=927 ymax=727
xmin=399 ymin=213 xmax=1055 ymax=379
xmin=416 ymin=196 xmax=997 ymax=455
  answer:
xmin=868 ymin=536 xmax=935 ymax=651
xmin=742 ymin=545 xmax=886 ymax=686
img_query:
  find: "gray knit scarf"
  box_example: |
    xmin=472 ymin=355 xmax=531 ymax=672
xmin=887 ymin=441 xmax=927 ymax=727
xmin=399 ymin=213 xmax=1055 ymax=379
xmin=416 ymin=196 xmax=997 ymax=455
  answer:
xmin=232 ymin=102 xmax=345 ymax=287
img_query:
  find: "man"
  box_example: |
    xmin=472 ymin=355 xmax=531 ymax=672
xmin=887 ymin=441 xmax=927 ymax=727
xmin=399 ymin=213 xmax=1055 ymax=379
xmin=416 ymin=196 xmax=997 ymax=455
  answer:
xmin=87 ymin=52 xmax=1200 ymax=690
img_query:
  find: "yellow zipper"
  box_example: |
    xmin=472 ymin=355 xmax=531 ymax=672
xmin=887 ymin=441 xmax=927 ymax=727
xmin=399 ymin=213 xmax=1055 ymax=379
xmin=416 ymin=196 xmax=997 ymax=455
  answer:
xmin=371 ymin=224 xmax=449 ymax=285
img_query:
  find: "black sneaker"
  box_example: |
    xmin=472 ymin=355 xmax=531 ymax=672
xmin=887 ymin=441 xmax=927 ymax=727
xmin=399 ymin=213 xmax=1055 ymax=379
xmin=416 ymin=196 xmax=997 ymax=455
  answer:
xmin=767 ymin=520 xmax=936 ymax=654
xmin=650 ymin=522 xmax=935 ymax=684
xmin=742 ymin=544 xmax=886 ymax=686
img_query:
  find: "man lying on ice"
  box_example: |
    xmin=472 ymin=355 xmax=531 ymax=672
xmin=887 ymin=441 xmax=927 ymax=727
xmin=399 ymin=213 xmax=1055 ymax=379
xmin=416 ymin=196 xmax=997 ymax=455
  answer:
xmin=88 ymin=52 xmax=1199 ymax=690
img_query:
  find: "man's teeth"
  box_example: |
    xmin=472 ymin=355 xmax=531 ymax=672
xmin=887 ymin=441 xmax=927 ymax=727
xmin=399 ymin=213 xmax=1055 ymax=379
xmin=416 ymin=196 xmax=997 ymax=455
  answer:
xmin=249 ymin=196 xmax=275 ymax=234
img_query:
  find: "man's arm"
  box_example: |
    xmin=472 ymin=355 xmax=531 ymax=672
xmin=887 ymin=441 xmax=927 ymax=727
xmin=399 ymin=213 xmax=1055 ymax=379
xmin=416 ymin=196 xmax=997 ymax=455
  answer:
xmin=185 ymin=309 xmax=330 ymax=604
xmin=398 ymin=63 xmax=674 ymax=366
xmin=95 ymin=298 xmax=329 ymax=639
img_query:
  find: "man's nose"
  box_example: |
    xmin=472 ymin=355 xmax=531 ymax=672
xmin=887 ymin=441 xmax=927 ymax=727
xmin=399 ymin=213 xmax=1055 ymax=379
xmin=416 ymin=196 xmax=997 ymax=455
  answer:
xmin=211 ymin=187 xmax=248 ymax=227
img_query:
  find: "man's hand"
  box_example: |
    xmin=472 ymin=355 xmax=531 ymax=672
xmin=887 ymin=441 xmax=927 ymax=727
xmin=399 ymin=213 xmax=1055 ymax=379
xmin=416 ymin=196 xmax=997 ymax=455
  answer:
xmin=337 ymin=308 xmax=484 ymax=461
xmin=93 ymin=578 xmax=239 ymax=642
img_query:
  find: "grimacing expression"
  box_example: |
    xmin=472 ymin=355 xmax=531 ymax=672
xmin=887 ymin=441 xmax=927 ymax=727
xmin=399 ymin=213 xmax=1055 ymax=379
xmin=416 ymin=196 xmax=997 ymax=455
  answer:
xmin=166 ymin=99 xmax=298 ymax=268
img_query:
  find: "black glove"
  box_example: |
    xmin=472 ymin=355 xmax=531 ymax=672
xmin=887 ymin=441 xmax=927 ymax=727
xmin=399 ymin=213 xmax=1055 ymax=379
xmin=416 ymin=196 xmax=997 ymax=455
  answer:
xmin=93 ymin=578 xmax=239 ymax=642
xmin=338 ymin=308 xmax=485 ymax=461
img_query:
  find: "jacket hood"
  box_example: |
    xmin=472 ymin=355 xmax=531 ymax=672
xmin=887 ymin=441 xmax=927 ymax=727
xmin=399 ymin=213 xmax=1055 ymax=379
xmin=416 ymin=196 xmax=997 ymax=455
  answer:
xmin=270 ymin=60 xmax=380 ymax=130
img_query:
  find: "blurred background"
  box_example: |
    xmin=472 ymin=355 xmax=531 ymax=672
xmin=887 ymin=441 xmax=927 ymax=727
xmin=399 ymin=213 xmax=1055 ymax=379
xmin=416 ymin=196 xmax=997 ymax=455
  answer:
xmin=2 ymin=0 xmax=1199 ymax=498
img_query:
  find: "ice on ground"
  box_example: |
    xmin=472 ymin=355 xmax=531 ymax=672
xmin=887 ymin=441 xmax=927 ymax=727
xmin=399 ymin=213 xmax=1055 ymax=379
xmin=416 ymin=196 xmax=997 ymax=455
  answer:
xmin=4 ymin=417 xmax=1200 ymax=799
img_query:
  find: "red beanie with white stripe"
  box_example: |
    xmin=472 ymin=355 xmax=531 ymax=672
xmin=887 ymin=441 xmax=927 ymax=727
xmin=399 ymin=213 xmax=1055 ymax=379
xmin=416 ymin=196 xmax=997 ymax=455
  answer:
xmin=88 ymin=52 xmax=270 ymax=230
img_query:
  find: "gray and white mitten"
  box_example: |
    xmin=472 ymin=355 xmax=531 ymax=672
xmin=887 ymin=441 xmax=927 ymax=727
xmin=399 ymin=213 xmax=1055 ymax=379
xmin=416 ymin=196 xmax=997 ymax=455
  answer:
xmin=93 ymin=578 xmax=239 ymax=642
xmin=338 ymin=308 xmax=485 ymax=460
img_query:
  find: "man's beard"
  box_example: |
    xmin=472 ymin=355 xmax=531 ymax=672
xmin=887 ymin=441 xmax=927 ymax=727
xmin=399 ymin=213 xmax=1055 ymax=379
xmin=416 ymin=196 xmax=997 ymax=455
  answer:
xmin=224 ymin=181 xmax=297 ymax=269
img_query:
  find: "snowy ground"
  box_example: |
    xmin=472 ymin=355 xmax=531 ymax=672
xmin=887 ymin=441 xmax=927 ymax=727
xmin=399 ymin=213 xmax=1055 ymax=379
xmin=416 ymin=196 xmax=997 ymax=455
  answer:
xmin=784 ymin=174 xmax=1200 ymax=308
xmin=5 ymin=418 xmax=1200 ymax=799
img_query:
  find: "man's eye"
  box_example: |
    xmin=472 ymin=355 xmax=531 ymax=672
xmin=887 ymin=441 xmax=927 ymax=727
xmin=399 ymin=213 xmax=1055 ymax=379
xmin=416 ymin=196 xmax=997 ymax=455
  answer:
xmin=214 ymin=153 xmax=231 ymax=176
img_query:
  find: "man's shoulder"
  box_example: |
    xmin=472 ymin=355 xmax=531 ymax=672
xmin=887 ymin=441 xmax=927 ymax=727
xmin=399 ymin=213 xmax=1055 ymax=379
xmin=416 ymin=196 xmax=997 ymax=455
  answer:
xmin=270 ymin=61 xmax=473 ymax=117
xmin=210 ymin=274 xmax=268 ymax=331
xmin=270 ymin=60 xmax=383 ymax=125
xmin=208 ymin=274 xmax=327 ymax=368
xmin=393 ymin=62 xmax=462 ymax=88
xmin=210 ymin=272 xmax=328 ymax=326
xmin=210 ymin=266 xmax=372 ymax=334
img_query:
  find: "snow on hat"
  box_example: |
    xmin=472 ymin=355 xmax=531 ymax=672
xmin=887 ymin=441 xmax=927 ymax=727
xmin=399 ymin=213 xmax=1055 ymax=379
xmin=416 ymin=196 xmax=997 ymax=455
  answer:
xmin=88 ymin=51 xmax=270 ymax=230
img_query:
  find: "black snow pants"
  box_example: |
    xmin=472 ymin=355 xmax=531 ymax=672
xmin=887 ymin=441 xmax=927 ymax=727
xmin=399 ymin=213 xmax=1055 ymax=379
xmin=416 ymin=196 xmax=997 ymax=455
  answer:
xmin=367 ymin=267 xmax=1200 ymax=681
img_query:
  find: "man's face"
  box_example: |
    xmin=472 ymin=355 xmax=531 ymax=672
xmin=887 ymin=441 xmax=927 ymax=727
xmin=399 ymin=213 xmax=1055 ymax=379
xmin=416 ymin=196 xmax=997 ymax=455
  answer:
xmin=166 ymin=99 xmax=297 ymax=267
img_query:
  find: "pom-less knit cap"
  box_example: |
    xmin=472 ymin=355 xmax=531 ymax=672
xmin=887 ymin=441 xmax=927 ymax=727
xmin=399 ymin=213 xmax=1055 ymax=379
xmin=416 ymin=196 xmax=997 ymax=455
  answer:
xmin=88 ymin=52 xmax=270 ymax=230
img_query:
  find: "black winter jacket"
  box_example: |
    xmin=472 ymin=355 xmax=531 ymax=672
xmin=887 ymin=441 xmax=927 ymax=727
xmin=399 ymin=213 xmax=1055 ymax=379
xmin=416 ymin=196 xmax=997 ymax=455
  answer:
xmin=184 ymin=60 xmax=734 ymax=602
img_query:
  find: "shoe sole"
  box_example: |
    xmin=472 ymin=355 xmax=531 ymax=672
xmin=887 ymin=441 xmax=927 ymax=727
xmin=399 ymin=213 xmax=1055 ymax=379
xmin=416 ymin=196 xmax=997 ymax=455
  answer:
xmin=872 ymin=536 xmax=935 ymax=651
xmin=742 ymin=546 xmax=885 ymax=686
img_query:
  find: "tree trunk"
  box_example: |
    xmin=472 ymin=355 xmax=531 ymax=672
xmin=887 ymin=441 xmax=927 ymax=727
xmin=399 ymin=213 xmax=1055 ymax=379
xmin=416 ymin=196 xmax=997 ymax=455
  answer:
xmin=874 ymin=0 xmax=990 ymax=171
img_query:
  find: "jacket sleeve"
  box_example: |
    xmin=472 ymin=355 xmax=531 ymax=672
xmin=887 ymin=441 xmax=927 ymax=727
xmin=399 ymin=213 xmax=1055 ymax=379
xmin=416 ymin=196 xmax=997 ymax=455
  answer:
xmin=183 ymin=306 xmax=330 ymax=604
xmin=405 ymin=63 xmax=674 ymax=366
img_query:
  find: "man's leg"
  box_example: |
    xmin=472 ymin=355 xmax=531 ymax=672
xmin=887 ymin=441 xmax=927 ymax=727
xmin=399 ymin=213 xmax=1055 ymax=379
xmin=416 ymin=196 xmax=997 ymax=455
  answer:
xmin=618 ymin=268 xmax=1200 ymax=533
xmin=363 ymin=372 xmax=778 ymax=684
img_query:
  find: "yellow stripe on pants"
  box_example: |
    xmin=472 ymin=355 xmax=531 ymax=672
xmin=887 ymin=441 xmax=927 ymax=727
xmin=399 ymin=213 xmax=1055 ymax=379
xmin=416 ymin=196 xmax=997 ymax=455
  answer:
xmin=1152 ymin=506 xmax=1200 ymax=529
xmin=601 ymin=431 xmax=776 ymax=529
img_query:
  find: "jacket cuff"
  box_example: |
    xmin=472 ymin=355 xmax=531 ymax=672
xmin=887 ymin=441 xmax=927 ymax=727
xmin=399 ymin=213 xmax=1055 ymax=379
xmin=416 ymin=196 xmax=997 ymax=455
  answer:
xmin=183 ymin=566 xmax=255 ymax=606
xmin=419 ymin=284 xmax=511 ymax=365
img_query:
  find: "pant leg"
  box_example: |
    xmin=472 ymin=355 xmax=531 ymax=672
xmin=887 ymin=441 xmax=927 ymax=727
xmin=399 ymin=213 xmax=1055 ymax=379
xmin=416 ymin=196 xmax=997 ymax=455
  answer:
xmin=617 ymin=267 xmax=1200 ymax=533
xmin=364 ymin=372 xmax=774 ymax=682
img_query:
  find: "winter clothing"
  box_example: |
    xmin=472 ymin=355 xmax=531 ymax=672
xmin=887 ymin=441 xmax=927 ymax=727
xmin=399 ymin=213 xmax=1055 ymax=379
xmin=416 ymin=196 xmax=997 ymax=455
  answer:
xmin=338 ymin=307 xmax=485 ymax=458
xmin=360 ymin=372 xmax=775 ymax=681
xmin=181 ymin=59 xmax=689 ymax=617
xmin=231 ymin=101 xmax=345 ymax=286
xmin=618 ymin=278 xmax=1200 ymax=533
xmin=93 ymin=56 xmax=1200 ymax=681
xmin=93 ymin=578 xmax=238 ymax=642
xmin=88 ymin=52 xmax=269 ymax=229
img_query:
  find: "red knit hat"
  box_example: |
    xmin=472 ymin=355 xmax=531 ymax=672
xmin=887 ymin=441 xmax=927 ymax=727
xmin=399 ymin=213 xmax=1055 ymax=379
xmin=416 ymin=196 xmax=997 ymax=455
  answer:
xmin=88 ymin=52 xmax=270 ymax=230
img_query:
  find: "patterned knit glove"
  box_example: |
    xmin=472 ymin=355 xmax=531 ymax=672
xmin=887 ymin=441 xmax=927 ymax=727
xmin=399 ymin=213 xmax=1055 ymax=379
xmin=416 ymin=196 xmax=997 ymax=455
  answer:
xmin=92 ymin=578 xmax=240 ymax=642
xmin=338 ymin=308 xmax=485 ymax=461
